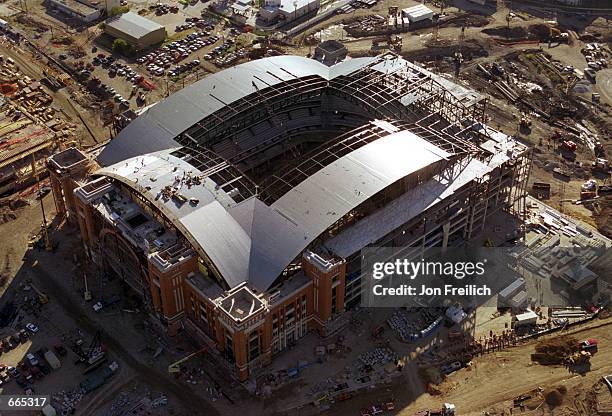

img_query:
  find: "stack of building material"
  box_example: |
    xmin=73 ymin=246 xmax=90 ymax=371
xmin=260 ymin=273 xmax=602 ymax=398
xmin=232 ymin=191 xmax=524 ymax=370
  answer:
xmin=498 ymin=277 xmax=528 ymax=309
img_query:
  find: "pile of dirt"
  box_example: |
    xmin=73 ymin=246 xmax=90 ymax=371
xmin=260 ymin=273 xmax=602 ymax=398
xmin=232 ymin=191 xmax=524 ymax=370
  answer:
xmin=482 ymin=26 xmax=528 ymax=39
xmin=531 ymin=336 xmax=579 ymax=365
xmin=544 ymin=386 xmax=568 ymax=407
xmin=482 ymin=24 xmax=556 ymax=41
xmin=0 ymin=207 xmax=17 ymax=224
xmin=401 ymin=39 xmax=488 ymax=63
xmin=419 ymin=367 xmax=443 ymax=386
xmin=593 ymin=199 xmax=612 ymax=239
xmin=442 ymin=14 xmax=490 ymax=29
xmin=528 ymin=24 xmax=553 ymax=40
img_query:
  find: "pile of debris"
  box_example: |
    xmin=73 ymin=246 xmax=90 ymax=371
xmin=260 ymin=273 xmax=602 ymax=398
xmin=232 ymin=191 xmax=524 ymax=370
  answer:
xmin=107 ymin=392 xmax=131 ymax=416
xmin=531 ymin=336 xmax=579 ymax=365
xmin=52 ymin=388 xmax=84 ymax=414
xmin=359 ymin=347 xmax=397 ymax=367
xmin=388 ymin=310 xmax=418 ymax=342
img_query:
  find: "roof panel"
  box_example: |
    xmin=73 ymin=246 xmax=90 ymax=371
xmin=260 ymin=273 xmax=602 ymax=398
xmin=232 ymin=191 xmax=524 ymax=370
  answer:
xmin=181 ymin=202 xmax=251 ymax=288
xmin=97 ymin=128 xmax=451 ymax=292
xmin=272 ymin=130 xmax=450 ymax=237
xmin=98 ymin=56 xmax=331 ymax=167
xmin=324 ymin=158 xmax=492 ymax=257
xmin=105 ymin=12 xmax=164 ymax=39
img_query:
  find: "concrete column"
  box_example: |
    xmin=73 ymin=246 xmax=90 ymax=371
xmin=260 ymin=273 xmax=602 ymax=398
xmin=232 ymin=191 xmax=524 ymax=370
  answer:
xmin=442 ymin=221 xmax=450 ymax=251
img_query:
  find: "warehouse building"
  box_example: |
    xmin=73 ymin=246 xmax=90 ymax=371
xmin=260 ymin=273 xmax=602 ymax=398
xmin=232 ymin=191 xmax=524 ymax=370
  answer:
xmin=48 ymin=54 xmax=531 ymax=381
xmin=104 ymin=12 xmax=167 ymax=50
xmin=258 ymin=0 xmax=320 ymax=24
xmin=47 ymin=0 xmax=120 ymax=23
xmin=47 ymin=0 xmax=101 ymax=22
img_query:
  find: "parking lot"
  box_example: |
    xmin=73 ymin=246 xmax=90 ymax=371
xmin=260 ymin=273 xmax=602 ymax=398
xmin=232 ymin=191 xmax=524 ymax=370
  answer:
xmin=0 ymin=279 xmax=124 ymax=414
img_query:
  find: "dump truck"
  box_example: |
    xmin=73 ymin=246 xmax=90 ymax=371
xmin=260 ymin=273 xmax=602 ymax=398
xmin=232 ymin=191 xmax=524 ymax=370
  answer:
xmin=580 ymin=339 xmax=598 ymax=351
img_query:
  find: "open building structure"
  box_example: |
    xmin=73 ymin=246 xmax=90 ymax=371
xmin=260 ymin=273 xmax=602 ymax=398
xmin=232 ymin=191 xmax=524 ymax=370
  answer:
xmin=47 ymin=54 xmax=532 ymax=381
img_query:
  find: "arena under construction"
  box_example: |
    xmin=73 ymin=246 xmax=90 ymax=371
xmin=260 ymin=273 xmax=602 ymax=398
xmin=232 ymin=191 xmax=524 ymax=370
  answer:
xmin=48 ymin=53 xmax=532 ymax=381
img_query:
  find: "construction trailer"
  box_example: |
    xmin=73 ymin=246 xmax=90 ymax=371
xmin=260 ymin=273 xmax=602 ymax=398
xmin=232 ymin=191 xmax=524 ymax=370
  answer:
xmin=513 ymin=311 xmax=538 ymax=328
xmin=402 ymin=4 xmax=434 ymax=23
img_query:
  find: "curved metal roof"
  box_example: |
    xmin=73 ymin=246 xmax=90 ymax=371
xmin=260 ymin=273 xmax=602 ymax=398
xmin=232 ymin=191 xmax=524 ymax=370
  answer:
xmin=97 ymin=56 xmax=377 ymax=167
xmin=93 ymin=55 xmax=484 ymax=292
xmin=97 ymin=128 xmax=448 ymax=292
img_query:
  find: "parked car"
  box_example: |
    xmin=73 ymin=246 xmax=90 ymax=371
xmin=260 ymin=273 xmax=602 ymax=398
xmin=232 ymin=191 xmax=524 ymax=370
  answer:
xmin=7 ymin=366 xmax=19 ymax=378
xmin=15 ymin=375 xmax=27 ymax=388
xmin=37 ymin=362 xmax=50 ymax=375
xmin=25 ymin=323 xmax=39 ymax=333
xmin=25 ymin=353 xmax=39 ymax=367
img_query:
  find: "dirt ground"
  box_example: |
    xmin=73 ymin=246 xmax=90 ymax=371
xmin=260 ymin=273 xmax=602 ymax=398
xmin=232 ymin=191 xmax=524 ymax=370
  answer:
xmin=324 ymin=317 xmax=612 ymax=416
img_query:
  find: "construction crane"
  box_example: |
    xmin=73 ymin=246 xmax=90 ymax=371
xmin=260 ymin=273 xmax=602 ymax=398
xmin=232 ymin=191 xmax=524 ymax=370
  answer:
xmin=168 ymin=346 xmax=208 ymax=374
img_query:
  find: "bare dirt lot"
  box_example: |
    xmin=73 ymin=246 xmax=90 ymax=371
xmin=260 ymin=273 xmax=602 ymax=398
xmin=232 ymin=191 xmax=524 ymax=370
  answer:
xmin=325 ymin=317 xmax=612 ymax=416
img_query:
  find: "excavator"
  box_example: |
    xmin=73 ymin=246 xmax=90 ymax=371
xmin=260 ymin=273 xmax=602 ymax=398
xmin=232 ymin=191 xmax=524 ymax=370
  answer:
xmin=168 ymin=346 xmax=208 ymax=374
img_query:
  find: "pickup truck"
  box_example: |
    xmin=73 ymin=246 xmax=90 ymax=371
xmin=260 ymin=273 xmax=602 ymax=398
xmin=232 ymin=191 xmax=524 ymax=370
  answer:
xmin=580 ymin=339 xmax=598 ymax=351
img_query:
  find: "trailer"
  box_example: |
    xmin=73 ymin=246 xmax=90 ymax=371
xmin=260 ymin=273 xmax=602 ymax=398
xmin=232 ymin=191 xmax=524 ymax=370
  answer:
xmin=43 ymin=350 xmax=61 ymax=370
xmin=402 ymin=4 xmax=433 ymax=23
xmin=41 ymin=404 xmax=57 ymax=416
xmin=513 ymin=311 xmax=538 ymax=327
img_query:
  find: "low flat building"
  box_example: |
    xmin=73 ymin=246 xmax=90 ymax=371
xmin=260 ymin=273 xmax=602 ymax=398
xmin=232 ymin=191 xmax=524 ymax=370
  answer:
xmin=104 ymin=12 xmax=167 ymax=50
xmin=47 ymin=0 xmax=120 ymax=23
xmin=47 ymin=0 xmax=101 ymax=22
xmin=402 ymin=4 xmax=434 ymax=23
xmin=259 ymin=0 xmax=320 ymax=24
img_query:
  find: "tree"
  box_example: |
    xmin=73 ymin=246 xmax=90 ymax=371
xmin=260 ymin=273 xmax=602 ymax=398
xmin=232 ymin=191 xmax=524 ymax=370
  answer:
xmin=109 ymin=5 xmax=130 ymax=16
xmin=112 ymin=38 xmax=134 ymax=56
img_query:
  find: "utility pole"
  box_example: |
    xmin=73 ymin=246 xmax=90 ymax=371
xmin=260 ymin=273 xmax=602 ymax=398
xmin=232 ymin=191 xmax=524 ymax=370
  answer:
xmin=32 ymin=154 xmax=52 ymax=251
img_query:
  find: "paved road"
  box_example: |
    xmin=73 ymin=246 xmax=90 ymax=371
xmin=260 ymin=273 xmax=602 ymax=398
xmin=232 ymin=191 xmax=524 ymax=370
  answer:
xmin=27 ymin=251 xmax=220 ymax=416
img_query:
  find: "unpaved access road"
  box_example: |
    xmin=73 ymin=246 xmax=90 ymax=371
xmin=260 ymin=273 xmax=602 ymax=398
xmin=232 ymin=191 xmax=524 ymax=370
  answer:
xmin=27 ymin=252 xmax=220 ymax=416
xmin=397 ymin=318 xmax=612 ymax=415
